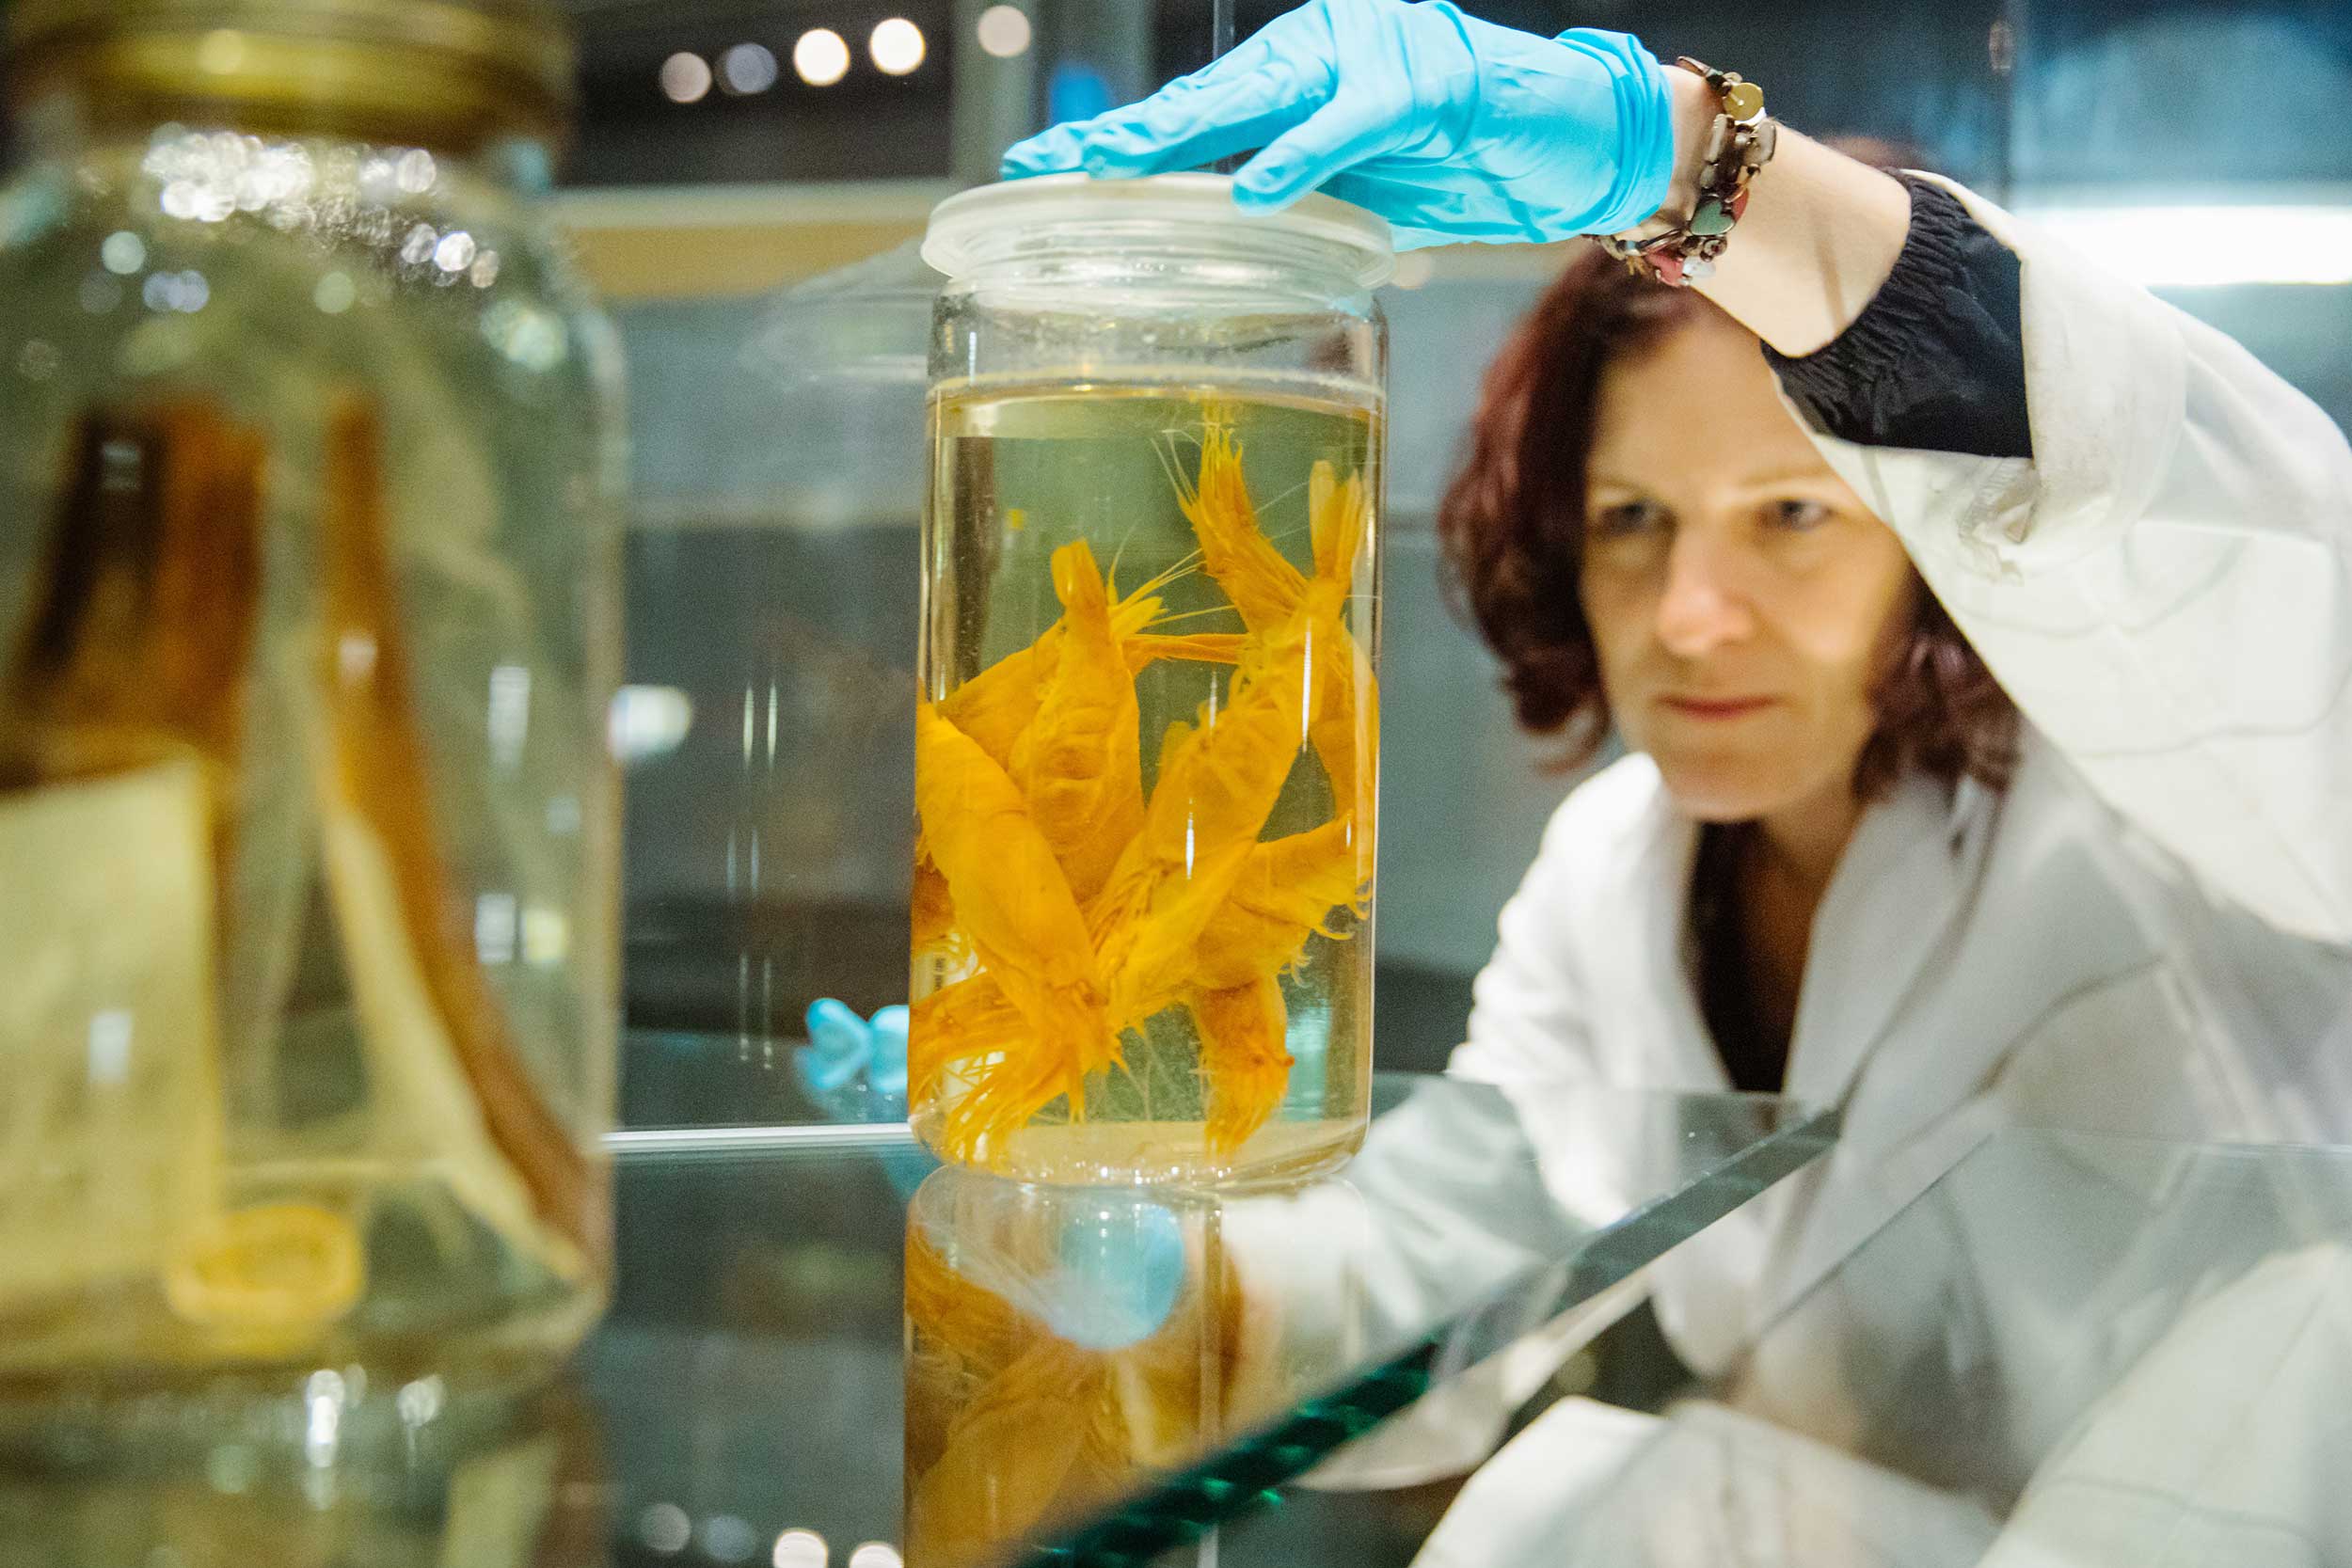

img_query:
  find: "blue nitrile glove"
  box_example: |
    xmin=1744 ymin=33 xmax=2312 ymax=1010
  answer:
xmin=997 ymin=0 xmax=1677 ymax=250
xmin=802 ymin=999 xmax=930 ymax=1195
xmin=799 ymin=998 xmax=877 ymax=1095
xmin=800 ymin=1000 xmax=909 ymax=1100
xmin=1044 ymin=1196 xmax=1186 ymax=1349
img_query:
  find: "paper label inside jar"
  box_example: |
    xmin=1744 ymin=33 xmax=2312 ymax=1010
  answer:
xmin=0 ymin=758 xmax=224 ymax=1313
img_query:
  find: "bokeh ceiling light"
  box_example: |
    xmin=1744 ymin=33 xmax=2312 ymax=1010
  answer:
xmin=974 ymin=5 xmax=1031 ymax=58
xmin=771 ymin=1530 xmax=828 ymax=1568
xmin=721 ymin=41 xmax=780 ymax=94
xmin=793 ymin=28 xmax=851 ymax=87
xmin=869 ymin=18 xmax=925 ymax=75
xmin=659 ymin=51 xmax=711 ymax=103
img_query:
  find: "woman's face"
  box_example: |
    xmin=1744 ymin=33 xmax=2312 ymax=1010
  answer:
xmin=1578 ymin=306 xmax=1917 ymax=825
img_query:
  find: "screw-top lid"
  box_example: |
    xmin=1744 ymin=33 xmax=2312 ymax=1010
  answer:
xmin=923 ymin=172 xmax=1396 ymax=292
xmin=5 ymin=0 xmax=576 ymax=149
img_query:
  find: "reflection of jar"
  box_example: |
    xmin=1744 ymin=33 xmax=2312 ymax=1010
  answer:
xmin=0 ymin=0 xmax=620 ymax=1443
xmin=903 ymin=1165 xmax=1227 ymax=1567
xmin=903 ymin=1164 xmax=1369 ymax=1567
xmin=913 ymin=175 xmax=1391 ymax=1185
xmin=0 ymin=1380 xmax=605 ymax=1567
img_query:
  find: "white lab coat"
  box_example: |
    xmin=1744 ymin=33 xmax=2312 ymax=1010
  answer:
xmin=1407 ymin=180 xmax=2352 ymax=1560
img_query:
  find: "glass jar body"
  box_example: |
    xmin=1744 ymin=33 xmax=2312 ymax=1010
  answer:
xmin=914 ymin=184 xmax=1386 ymax=1186
xmin=0 ymin=106 xmax=623 ymax=1439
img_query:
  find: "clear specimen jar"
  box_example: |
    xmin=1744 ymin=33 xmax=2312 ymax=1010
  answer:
xmin=913 ymin=174 xmax=1389 ymax=1185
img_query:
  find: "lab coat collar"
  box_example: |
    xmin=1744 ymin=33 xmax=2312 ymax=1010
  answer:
xmin=1785 ymin=768 xmax=1996 ymax=1111
xmin=1624 ymin=765 xmax=1997 ymax=1105
xmin=1631 ymin=800 xmax=1731 ymax=1092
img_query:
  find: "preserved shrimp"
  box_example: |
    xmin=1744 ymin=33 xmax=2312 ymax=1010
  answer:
xmin=912 ymin=406 xmax=1374 ymax=1172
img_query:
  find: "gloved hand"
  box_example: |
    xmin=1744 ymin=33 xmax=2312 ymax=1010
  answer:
xmin=998 ymin=0 xmax=1678 ymax=250
xmin=914 ymin=1179 xmax=1188 ymax=1352
xmin=798 ymin=998 xmax=909 ymax=1112
xmin=802 ymin=999 xmax=933 ymax=1197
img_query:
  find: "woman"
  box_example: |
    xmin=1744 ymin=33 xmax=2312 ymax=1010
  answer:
xmin=989 ymin=4 xmax=2352 ymax=1555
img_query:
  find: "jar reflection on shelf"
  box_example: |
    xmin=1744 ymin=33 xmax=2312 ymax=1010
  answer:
xmin=0 ymin=1377 xmax=607 ymax=1568
xmin=901 ymin=1164 xmax=1367 ymax=1568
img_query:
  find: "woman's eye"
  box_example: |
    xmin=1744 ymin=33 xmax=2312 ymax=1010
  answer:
xmin=1590 ymin=500 xmax=1664 ymax=538
xmin=1767 ymin=498 xmax=1832 ymax=531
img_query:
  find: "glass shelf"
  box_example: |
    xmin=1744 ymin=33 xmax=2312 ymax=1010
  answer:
xmin=0 ymin=1049 xmax=1837 ymax=1568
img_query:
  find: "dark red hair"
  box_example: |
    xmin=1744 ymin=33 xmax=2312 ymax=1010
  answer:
xmin=1435 ymin=245 xmax=2018 ymax=799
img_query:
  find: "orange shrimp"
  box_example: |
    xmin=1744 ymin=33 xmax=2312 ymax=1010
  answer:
xmin=1186 ymin=975 xmax=1293 ymax=1152
xmin=1173 ymin=421 xmax=1306 ymax=632
xmin=1177 ymin=431 xmax=1376 ymax=849
xmin=1308 ymin=460 xmax=1369 ymax=597
xmin=913 ymin=704 xmax=1112 ymax=1137
xmin=1304 ymin=460 xmax=1380 ymax=879
xmin=914 ymin=414 xmax=1379 ymax=1164
xmin=942 ymin=582 xmax=1163 ymax=769
xmin=907 ymin=973 xmax=1024 ymax=1106
xmin=1009 ymin=541 xmax=1145 ymax=904
xmin=1089 ymin=594 xmax=1319 ymax=1026
xmin=1191 ymin=815 xmax=1368 ymax=991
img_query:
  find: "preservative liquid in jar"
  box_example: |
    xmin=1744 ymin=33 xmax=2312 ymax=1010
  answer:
xmin=914 ymin=175 xmax=1391 ymax=1185
xmin=0 ymin=0 xmax=620 ymax=1463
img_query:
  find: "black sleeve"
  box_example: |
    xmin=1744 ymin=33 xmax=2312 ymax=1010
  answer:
xmin=1760 ymin=175 xmax=2033 ymax=461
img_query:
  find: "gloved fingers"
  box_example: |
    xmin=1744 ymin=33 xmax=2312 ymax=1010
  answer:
xmin=1007 ymin=106 xmax=1282 ymax=182
xmin=1232 ymin=90 xmax=1405 ymax=209
xmin=1048 ymin=1197 xmax=1186 ymax=1349
xmin=996 ymin=119 xmax=1089 ymax=178
xmin=798 ymin=997 xmax=875 ymax=1093
xmin=1078 ymin=94 xmax=1306 ymax=181
xmin=868 ymin=1004 xmax=911 ymax=1096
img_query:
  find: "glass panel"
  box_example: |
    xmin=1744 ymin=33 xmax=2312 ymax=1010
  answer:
xmin=607 ymin=1072 xmax=1832 ymax=1566
xmin=1702 ymin=1129 xmax=2352 ymax=1560
xmin=0 ymin=1069 xmax=1836 ymax=1566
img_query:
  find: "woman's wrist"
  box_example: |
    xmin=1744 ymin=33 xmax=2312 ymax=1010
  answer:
xmin=1696 ymin=134 xmax=1913 ymax=356
xmin=1658 ymin=66 xmax=1716 ymax=224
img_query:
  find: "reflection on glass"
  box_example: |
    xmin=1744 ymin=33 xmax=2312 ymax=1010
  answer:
xmin=0 ymin=1380 xmax=603 ymax=1568
xmin=1713 ymin=1130 xmax=2352 ymax=1563
xmin=902 ymin=1164 xmax=1364 ymax=1567
xmin=620 ymin=250 xmax=928 ymax=1126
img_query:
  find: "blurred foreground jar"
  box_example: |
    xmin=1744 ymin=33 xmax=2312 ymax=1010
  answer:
xmin=0 ymin=0 xmax=621 ymax=1453
xmin=913 ymin=175 xmax=1389 ymax=1185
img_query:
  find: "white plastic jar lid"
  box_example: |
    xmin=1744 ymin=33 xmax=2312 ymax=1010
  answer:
xmin=921 ymin=172 xmax=1396 ymax=290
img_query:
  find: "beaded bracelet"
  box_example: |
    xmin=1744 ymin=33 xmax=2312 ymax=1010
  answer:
xmin=1602 ymin=57 xmax=1779 ymax=287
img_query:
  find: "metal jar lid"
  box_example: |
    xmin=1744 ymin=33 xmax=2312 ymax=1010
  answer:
xmin=5 ymin=0 xmax=576 ymax=149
